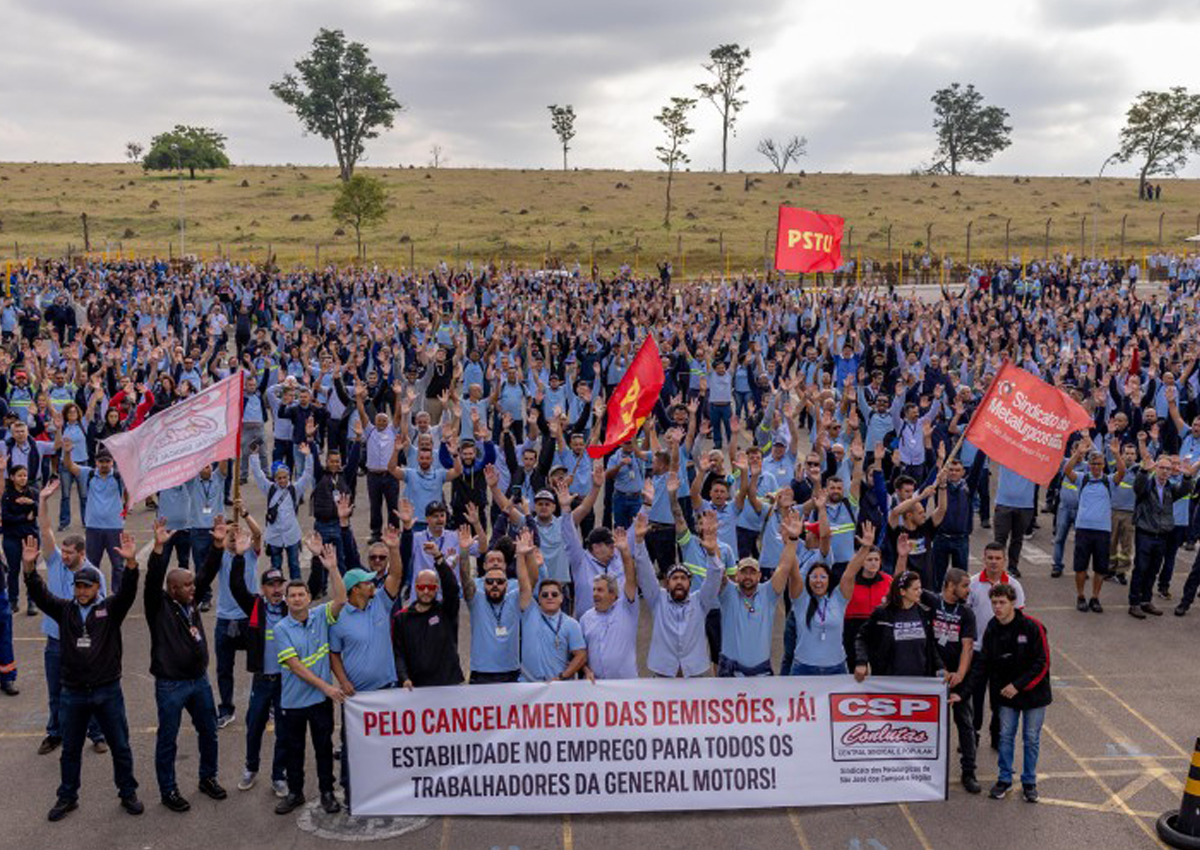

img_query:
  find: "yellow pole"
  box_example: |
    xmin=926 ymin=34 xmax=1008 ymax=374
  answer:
xmin=856 ymin=250 xmax=862 ymax=285
xmin=682 ymin=252 xmax=686 ymax=282
xmin=1020 ymin=251 xmax=1025 ymax=279
xmin=725 ymin=250 xmax=730 ymax=280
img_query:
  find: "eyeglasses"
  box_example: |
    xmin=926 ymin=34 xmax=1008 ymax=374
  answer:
xmin=805 ymin=461 xmax=820 ymax=467
xmin=539 ymin=591 xmax=561 ymax=599
xmin=484 ymin=578 xmax=507 ymax=586
xmin=368 ymin=554 xmax=388 ymax=562
xmin=415 ymin=583 xmax=439 ymax=592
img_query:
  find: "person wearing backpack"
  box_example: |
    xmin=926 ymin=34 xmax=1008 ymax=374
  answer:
xmin=250 ymin=444 xmax=314 ymax=581
xmin=61 ymin=444 xmax=129 ymax=592
xmin=1067 ymin=440 xmax=1125 ymax=613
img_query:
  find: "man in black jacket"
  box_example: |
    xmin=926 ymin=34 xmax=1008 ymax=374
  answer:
xmin=23 ymin=532 xmax=144 ymax=822
xmin=144 ymin=519 xmax=228 ymax=813
xmin=391 ymin=551 xmax=463 ymax=687
xmin=981 ymin=583 xmax=1052 ymax=803
xmin=1131 ymin=454 xmax=1193 ymax=618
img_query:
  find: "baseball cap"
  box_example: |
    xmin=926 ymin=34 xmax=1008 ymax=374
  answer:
xmin=260 ymin=568 xmax=286 ymax=585
xmin=271 ymin=461 xmax=290 ymax=477
xmin=73 ymin=565 xmax=103 ymax=586
xmin=343 ymin=569 xmax=376 ymax=593
xmin=425 ymin=501 xmax=448 ymax=516
xmin=534 ymin=489 xmax=556 ymax=503
xmin=666 ymin=564 xmax=692 ymax=580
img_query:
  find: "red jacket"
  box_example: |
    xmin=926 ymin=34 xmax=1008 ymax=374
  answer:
xmin=845 ymin=571 xmax=892 ymax=619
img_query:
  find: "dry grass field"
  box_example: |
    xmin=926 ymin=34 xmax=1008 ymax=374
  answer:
xmin=1 ymin=162 xmax=1198 ymax=274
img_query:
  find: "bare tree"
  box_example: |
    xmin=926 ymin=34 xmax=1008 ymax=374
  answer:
xmin=547 ymin=104 xmax=576 ymax=171
xmin=428 ymin=144 xmax=447 ymax=168
xmin=695 ymin=43 xmax=750 ymax=172
xmin=125 ymin=141 xmax=144 ymax=164
xmin=756 ymin=136 xmax=806 ymax=173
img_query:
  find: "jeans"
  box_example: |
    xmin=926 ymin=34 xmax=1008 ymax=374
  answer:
xmin=931 ymin=535 xmax=970 ymax=589
xmin=997 ymin=705 xmax=1046 ymax=787
xmin=1161 ymin=526 xmax=1186 ymax=592
xmin=189 ymin=529 xmax=214 ymax=576
xmin=58 ymin=681 xmax=138 ymax=803
xmin=790 ymin=661 xmax=848 ymax=676
xmin=644 ymin=527 xmax=677 ymax=577
xmin=613 ymin=491 xmax=642 ymax=531
xmin=3 ymin=534 xmax=26 ymax=608
xmin=268 ymin=543 xmax=301 ymax=581
xmin=709 ymin=402 xmax=732 ymax=449
xmin=58 ymin=463 xmax=87 ymax=529
xmin=44 ymin=639 xmax=103 ymax=741
xmin=993 ymin=506 xmax=1033 ymax=572
xmin=1131 ymin=531 xmax=1168 ymax=607
xmin=312 ymin=521 xmax=345 ymax=597
xmin=214 ymin=618 xmax=247 ymax=718
xmin=154 ymin=677 xmax=219 ymax=796
xmin=733 ymin=390 xmax=752 ymax=419
xmin=85 ymin=528 xmax=124 ymax=593
xmin=0 ymin=587 xmax=13 ymax=684
xmin=162 ymin=527 xmax=192 ymax=572
xmin=245 ymin=674 xmax=286 ymax=780
xmin=280 ymin=698 xmax=336 ymax=796
xmin=1052 ymin=502 xmax=1077 ymax=573
xmin=952 ymin=685 xmax=977 ymax=774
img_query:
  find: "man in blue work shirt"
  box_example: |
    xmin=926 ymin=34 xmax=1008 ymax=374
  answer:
xmin=273 ymin=542 xmax=346 ymax=816
xmin=459 ymin=531 xmax=523 ymax=684
xmin=993 ymin=464 xmax=1037 ymax=578
xmin=186 ymin=463 xmax=226 ymax=610
xmin=61 ymin=447 xmax=128 ymax=592
xmin=515 ymin=530 xmax=587 ymax=682
xmin=155 ymin=482 xmax=193 ymax=572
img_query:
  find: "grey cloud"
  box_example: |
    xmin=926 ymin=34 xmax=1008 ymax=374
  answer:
xmin=1035 ymin=0 xmax=1200 ymax=30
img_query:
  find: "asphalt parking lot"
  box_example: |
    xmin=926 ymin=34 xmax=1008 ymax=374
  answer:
xmin=1 ymin=486 xmax=1196 ymax=850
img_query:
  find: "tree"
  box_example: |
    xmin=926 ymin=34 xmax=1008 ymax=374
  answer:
xmin=141 ymin=125 xmax=230 ymax=179
xmin=331 ymin=174 xmax=388 ymax=259
xmin=654 ymin=97 xmax=696 ymax=228
xmin=929 ymin=83 xmax=1012 ymax=175
xmin=695 ymin=44 xmax=750 ymax=173
xmin=547 ymin=104 xmax=576 ymax=171
xmin=125 ymin=141 xmax=144 ymax=164
xmin=757 ymin=136 xmax=806 ymax=173
xmin=271 ymin=28 xmax=403 ymax=182
xmin=1115 ymin=87 xmax=1200 ymax=198
xmin=428 ymin=144 xmax=446 ymax=168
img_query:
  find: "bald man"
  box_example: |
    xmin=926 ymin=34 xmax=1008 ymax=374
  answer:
xmin=144 ymin=519 xmax=228 ymax=813
xmin=391 ymin=546 xmax=463 ymax=688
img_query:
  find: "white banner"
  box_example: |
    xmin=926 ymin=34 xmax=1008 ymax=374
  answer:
xmin=344 ymin=676 xmax=949 ymax=816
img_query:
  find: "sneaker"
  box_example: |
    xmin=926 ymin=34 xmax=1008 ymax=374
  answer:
xmin=275 ymin=792 xmax=305 ymax=815
xmin=26 ymin=602 xmax=37 ymax=616
xmin=980 ymin=519 xmax=991 ymax=529
xmin=120 ymin=795 xmax=145 ymax=816
xmin=1089 ymin=598 xmax=1104 ymax=614
xmin=1009 ymin=566 xmax=1022 ymax=578
xmin=1076 ymin=596 xmax=1088 ymax=612
xmin=9 ymin=599 xmax=17 ymax=614
xmin=47 ymin=798 xmax=77 ymax=822
xmin=1022 ymin=784 xmax=1039 ymax=803
xmin=238 ymin=770 xmax=257 ymax=791
xmin=93 ymin=740 xmax=109 ymax=754
xmin=1 ymin=681 xmax=19 ymax=696
xmin=38 ymin=735 xmax=62 ymax=755
xmin=161 ymin=790 xmax=190 ymax=813
xmin=988 ymin=781 xmax=1011 ymax=799
xmin=199 ymin=777 xmax=227 ymax=800
xmin=1141 ymin=602 xmax=1164 ymax=616
xmin=1052 ymin=568 xmax=1064 ymax=578
xmin=1175 ymin=604 xmax=1188 ymax=617
xmin=199 ymin=600 xmax=212 ymax=613
xmin=216 ymin=711 xmax=236 ymax=729
xmin=1116 ymin=574 xmax=1128 ymax=585
xmin=1185 ymin=541 xmax=1196 ymax=552
xmin=272 ymin=779 xmax=289 ymax=798
xmin=1128 ymin=605 xmax=1147 ymax=619
xmin=1158 ymin=588 xmax=1173 ymax=600
xmin=962 ymin=774 xmax=982 ymax=794
xmin=320 ymin=791 xmax=341 ymax=814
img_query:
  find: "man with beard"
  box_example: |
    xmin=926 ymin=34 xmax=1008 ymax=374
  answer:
xmin=459 ymin=526 xmax=524 ymax=684
xmin=516 ymin=528 xmax=587 ymax=682
xmin=579 ymin=526 xmax=639 ymax=680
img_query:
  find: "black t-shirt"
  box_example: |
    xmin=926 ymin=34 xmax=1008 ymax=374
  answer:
xmin=886 ymin=518 xmax=935 ymax=576
xmin=921 ymin=590 xmax=977 ymax=674
xmin=889 ymin=605 xmax=930 ymax=676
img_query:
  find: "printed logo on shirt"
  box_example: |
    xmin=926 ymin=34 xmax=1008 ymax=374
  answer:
xmin=828 ymin=693 xmax=942 ymax=763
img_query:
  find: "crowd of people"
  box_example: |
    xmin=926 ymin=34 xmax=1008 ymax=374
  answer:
xmin=0 ymin=252 xmax=1196 ymax=821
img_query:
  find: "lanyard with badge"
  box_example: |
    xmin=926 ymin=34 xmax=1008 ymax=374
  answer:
xmin=816 ymin=597 xmax=830 ymax=641
xmin=541 ymin=612 xmax=563 ymax=649
xmin=76 ymin=608 xmax=92 ymax=650
xmin=489 ymin=597 xmax=508 ymax=638
xmin=200 ymin=478 xmax=214 ymax=518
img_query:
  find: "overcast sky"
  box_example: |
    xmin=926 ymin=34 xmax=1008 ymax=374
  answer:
xmin=4 ymin=0 xmax=1200 ymax=177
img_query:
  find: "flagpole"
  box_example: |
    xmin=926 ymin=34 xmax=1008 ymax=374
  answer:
xmin=231 ymin=370 xmax=245 ymax=521
xmin=939 ymin=363 xmax=1002 ymax=475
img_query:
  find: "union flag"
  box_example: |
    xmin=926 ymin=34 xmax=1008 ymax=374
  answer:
xmin=587 ymin=336 xmax=665 ymax=458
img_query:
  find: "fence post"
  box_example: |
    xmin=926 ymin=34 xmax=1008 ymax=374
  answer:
xmin=1005 ymin=218 xmax=1012 ymax=261
xmin=1159 ymin=212 xmax=1165 ymax=248
xmin=410 ymin=241 xmax=415 ymax=271
xmin=966 ymin=220 xmax=973 ymax=265
xmin=763 ymin=230 xmax=769 ymax=276
xmin=1120 ymin=214 xmax=1128 ymax=257
xmin=1044 ymin=218 xmax=1052 ymax=260
xmin=1080 ymin=216 xmax=1086 ymax=260
xmin=926 ymin=223 xmax=933 ymax=255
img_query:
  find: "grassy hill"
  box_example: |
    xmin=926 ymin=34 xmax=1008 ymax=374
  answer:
xmin=0 ymin=162 xmax=1196 ymax=274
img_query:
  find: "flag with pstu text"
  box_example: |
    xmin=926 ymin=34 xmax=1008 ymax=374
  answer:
xmin=587 ymin=336 xmax=665 ymax=458
xmin=963 ymin=362 xmax=1093 ymax=486
xmin=774 ymin=206 xmax=845 ymax=273
xmin=102 ymin=372 xmax=244 ymax=504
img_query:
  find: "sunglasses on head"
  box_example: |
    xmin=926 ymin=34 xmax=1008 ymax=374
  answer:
xmin=415 ymin=583 xmax=438 ymax=592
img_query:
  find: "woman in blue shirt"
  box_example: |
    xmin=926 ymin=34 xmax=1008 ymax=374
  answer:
xmin=53 ymin=404 xmax=90 ymax=531
xmin=786 ymin=519 xmax=870 ymax=675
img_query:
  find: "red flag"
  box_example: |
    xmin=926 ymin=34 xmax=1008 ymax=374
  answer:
xmin=963 ymin=362 xmax=1093 ymax=486
xmin=773 ymin=206 xmax=845 ymax=273
xmin=587 ymin=336 xmax=665 ymax=458
xmin=102 ymin=372 xmax=245 ymax=504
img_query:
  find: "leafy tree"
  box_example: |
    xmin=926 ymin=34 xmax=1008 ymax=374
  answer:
xmin=1115 ymin=87 xmax=1200 ymax=198
xmin=696 ymin=44 xmax=750 ymax=173
xmin=654 ymin=97 xmax=696 ymax=228
xmin=271 ymin=28 xmax=403 ymax=182
xmin=125 ymin=141 xmax=143 ymax=164
xmin=141 ymin=125 xmax=229 ymax=179
xmin=756 ymin=136 xmax=806 ymax=173
xmin=929 ymin=83 xmax=1011 ymax=175
xmin=331 ymin=174 xmax=388 ymax=259
xmin=548 ymin=104 xmax=576 ymax=171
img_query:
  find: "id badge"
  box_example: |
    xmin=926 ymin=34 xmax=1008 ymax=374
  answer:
xmin=202 ymin=506 xmax=213 ymax=516
xmin=495 ymin=626 xmax=508 ymax=637
xmin=76 ymin=635 xmax=92 ymax=650
xmin=190 ymin=626 xmax=202 ymax=643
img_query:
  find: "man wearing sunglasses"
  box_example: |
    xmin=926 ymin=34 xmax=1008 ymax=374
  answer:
xmin=460 ymin=528 xmax=523 ymax=684
xmin=515 ymin=530 xmax=587 ymax=682
xmin=390 ymin=543 xmax=463 ymax=689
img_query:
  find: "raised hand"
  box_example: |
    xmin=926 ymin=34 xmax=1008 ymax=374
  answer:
xmin=305 ymin=531 xmax=325 ymax=557
xmin=115 ymin=532 xmax=137 ymax=562
xmin=153 ymin=518 xmax=174 ymax=548
xmin=515 ymin=527 xmax=535 ymax=557
xmin=613 ymin=526 xmax=630 ymax=553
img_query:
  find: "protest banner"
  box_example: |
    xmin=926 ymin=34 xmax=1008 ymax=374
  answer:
xmin=963 ymin=362 xmax=1094 ymax=485
xmin=344 ymin=676 xmax=948 ymax=816
xmin=102 ymin=371 xmax=244 ymax=504
xmin=773 ymin=206 xmax=845 ymax=273
xmin=588 ymin=335 xmax=665 ymax=458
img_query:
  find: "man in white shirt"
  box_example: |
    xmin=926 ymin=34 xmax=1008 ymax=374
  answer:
xmin=579 ymin=527 xmax=639 ymax=680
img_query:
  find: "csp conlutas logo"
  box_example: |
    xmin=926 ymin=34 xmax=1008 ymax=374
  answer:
xmin=828 ymin=693 xmax=941 ymax=762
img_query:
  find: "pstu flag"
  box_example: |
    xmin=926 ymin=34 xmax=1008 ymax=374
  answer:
xmin=963 ymin=362 xmax=1093 ymax=486
xmin=587 ymin=336 xmax=665 ymax=458
xmin=773 ymin=206 xmax=845 ymax=273
xmin=102 ymin=372 xmax=244 ymax=504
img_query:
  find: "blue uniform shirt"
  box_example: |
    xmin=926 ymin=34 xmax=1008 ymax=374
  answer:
xmin=330 ymin=590 xmax=398 ymax=691
xmin=276 ymin=603 xmax=337 ymax=709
